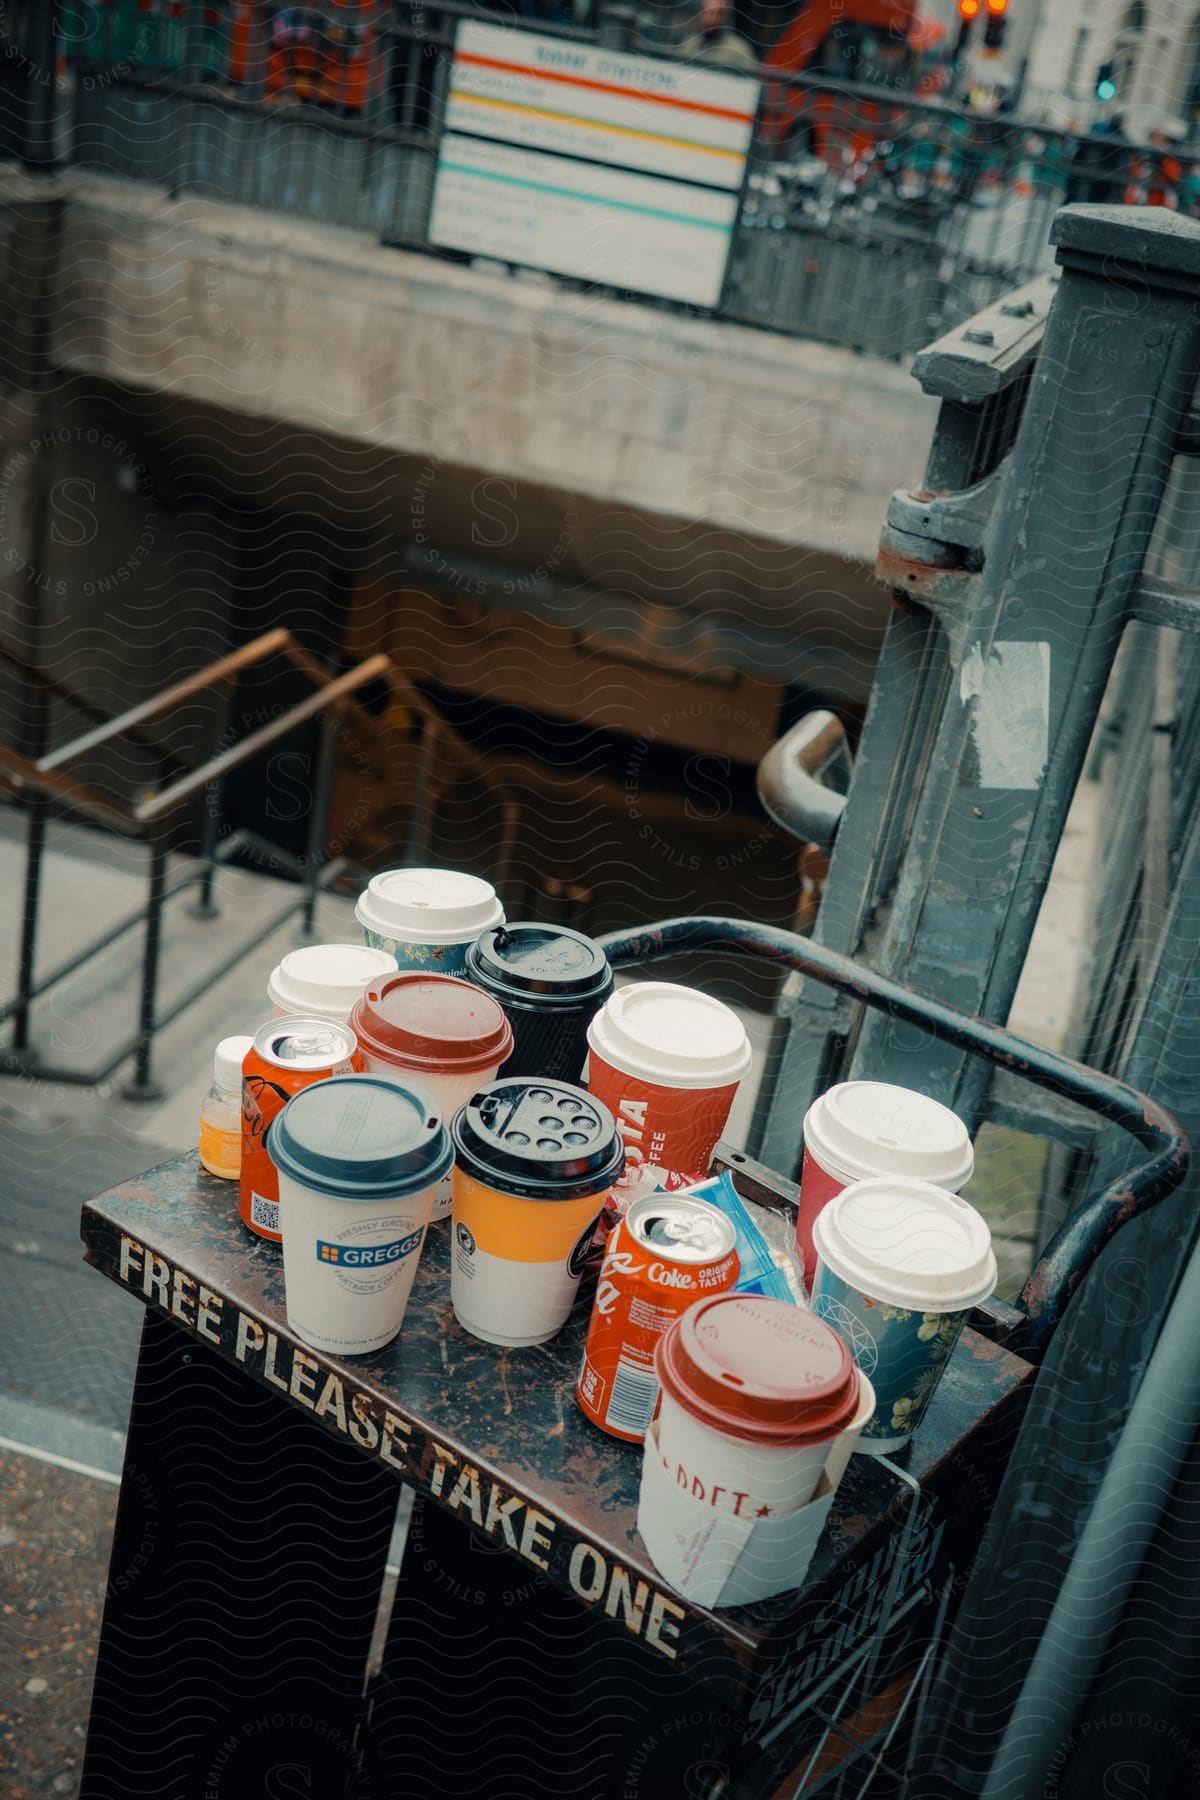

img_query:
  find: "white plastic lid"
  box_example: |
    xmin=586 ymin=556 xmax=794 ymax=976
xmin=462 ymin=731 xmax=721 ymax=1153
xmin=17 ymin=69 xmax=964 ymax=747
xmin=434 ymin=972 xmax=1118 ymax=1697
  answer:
xmin=214 ymin=1034 xmax=254 ymax=1090
xmin=586 ymin=982 xmax=752 ymax=1090
xmin=812 ymin=1176 xmax=997 ymax=1313
xmin=804 ymin=1081 xmax=974 ymax=1189
xmin=354 ymin=868 xmax=504 ymax=945
xmin=267 ymin=943 xmax=397 ymax=1021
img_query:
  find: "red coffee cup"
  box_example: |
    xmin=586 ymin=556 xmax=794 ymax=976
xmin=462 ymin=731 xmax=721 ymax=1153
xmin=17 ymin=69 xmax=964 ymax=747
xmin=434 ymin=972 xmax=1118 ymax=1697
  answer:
xmin=653 ymin=1295 xmax=861 ymax=1516
xmin=349 ymin=973 xmax=513 ymax=1217
xmin=586 ymin=982 xmax=752 ymax=1200
xmin=796 ymin=1081 xmax=974 ymax=1290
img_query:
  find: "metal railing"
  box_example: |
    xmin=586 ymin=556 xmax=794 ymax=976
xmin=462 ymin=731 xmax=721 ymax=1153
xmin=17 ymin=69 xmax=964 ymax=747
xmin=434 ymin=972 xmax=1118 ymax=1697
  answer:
xmin=602 ymin=914 xmax=1188 ymax=1359
xmin=1 ymin=627 xmax=521 ymax=1097
xmin=4 ymin=2 xmax=1200 ymax=357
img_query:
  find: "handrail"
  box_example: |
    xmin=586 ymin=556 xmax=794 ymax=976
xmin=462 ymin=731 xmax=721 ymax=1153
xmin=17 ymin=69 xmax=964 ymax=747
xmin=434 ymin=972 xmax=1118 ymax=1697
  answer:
xmin=0 ymin=638 xmax=189 ymax=774
xmin=134 ymin=654 xmax=391 ymax=822
xmin=599 ymin=916 xmax=1189 ymax=1358
xmin=36 ymin=627 xmax=368 ymax=772
xmin=31 ymin=622 xmax=514 ymax=822
xmin=0 ymin=740 xmax=141 ymax=835
xmin=2 ymin=650 xmax=391 ymax=834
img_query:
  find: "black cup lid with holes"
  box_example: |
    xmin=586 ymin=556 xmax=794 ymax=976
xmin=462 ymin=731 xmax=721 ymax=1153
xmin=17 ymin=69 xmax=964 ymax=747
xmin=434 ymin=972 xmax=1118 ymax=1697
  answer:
xmin=451 ymin=1079 xmax=624 ymax=1201
xmin=464 ymin=924 xmax=614 ymax=1010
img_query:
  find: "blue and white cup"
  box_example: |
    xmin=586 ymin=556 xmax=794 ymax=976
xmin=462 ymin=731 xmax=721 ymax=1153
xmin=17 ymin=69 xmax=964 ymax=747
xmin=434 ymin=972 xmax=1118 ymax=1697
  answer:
xmin=810 ymin=1176 xmax=997 ymax=1454
xmin=354 ymin=868 xmax=504 ymax=973
xmin=269 ymin=1075 xmax=452 ymax=1358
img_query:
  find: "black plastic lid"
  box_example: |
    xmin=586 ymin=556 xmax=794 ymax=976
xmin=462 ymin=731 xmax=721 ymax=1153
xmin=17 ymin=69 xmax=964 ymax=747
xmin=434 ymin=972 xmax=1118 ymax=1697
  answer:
xmin=464 ymin=924 xmax=613 ymax=1009
xmin=267 ymin=1074 xmax=452 ymax=1201
xmin=451 ymin=1078 xmax=624 ymax=1201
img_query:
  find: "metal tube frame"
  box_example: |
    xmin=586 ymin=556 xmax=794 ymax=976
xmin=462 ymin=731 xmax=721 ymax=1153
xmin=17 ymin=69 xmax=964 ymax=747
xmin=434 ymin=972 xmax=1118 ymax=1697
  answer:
xmin=599 ymin=915 xmax=1189 ymax=1359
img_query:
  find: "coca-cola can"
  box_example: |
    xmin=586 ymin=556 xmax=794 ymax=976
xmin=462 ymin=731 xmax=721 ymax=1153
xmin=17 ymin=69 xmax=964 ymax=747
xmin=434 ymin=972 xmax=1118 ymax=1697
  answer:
xmin=576 ymin=1193 xmax=739 ymax=1443
xmin=240 ymin=1017 xmax=359 ymax=1243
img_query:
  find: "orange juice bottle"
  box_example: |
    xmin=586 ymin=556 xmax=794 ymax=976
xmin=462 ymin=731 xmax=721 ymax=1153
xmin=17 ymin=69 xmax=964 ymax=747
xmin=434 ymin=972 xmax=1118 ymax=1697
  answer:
xmin=199 ymin=1036 xmax=253 ymax=1179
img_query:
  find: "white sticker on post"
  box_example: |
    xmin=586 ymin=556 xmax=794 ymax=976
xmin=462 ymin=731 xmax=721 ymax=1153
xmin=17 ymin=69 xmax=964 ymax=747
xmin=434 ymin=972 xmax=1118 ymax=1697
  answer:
xmin=959 ymin=640 xmax=1051 ymax=790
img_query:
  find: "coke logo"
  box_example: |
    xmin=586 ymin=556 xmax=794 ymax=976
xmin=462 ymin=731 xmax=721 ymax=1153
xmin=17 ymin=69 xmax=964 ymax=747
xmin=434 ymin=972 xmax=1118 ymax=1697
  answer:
xmin=599 ymin=1247 xmax=704 ymax=1293
xmin=647 ymin=1260 xmax=699 ymax=1290
xmin=595 ymin=1278 xmax=623 ymax=1316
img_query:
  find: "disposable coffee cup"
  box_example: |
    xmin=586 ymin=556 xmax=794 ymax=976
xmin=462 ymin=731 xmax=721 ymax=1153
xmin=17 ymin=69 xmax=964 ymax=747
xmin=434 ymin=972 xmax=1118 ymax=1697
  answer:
xmin=349 ymin=973 xmax=513 ymax=1220
xmin=811 ymin=1176 xmax=997 ymax=1454
xmin=463 ymin=923 xmax=613 ymax=1083
xmin=267 ymin=943 xmax=398 ymax=1024
xmin=450 ymin=1078 xmax=624 ymax=1347
xmin=797 ymin=1082 xmax=974 ymax=1291
xmin=653 ymin=1295 xmax=861 ymax=1518
xmin=586 ymin=982 xmax=752 ymax=1198
xmin=268 ymin=1074 xmax=451 ymax=1358
xmin=354 ymin=868 xmax=504 ymax=972
xmin=822 ymin=1369 xmax=877 ymax=1491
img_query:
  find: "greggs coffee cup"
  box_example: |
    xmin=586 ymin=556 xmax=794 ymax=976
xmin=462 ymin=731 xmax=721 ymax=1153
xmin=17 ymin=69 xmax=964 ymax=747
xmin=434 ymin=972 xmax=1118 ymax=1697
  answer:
xmin=797 ymin=1082 xmax=974 ymax=1290
xmin=354 ymin=867 xmax=504 ymax=972
xmin=586 ymin=983 xmax=752 ymax=1200
xmin=811 ymin=1177 xmax=997 ymax=1453
xmin=267 ymin=943 xmax=397 ymax=1024
xmin=450 ymin=1078 xmax=624 ymax=1347
xmin=349 ymin=973 xmax=513 ymax=1220
xmin=653 ymin=1295 xmax=861 ymax=1518
xmin=268 ymin=1074 xmax=452 ymax=1358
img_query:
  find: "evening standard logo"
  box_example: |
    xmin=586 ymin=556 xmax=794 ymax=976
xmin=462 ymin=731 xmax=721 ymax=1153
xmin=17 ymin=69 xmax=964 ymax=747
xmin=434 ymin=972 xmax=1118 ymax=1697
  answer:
xmin=317 ymin=1230 xmax=422 ymax=1268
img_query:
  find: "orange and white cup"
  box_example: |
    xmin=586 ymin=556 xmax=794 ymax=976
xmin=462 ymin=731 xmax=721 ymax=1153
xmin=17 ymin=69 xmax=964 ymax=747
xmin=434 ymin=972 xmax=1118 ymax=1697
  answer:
xmin=586 ymin=982 xmax=752 ymax=1201
xmin=796 ymin=1082 xmax=974 ymax=1291
xmin=449 ymin=1079 xmax=624 ymax=1347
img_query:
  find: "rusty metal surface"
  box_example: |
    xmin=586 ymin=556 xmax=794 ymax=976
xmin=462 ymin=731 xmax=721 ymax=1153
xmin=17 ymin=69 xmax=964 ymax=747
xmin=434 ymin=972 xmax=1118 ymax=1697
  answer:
xmin=80 ymin=1152 xmax=1034 ymax=1691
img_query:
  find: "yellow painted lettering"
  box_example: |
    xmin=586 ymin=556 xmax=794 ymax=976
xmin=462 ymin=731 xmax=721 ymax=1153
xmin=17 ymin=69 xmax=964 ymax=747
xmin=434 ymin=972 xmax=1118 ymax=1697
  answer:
xmin=143 ymin=1252 xmax=170 ymax=1307
xmin=263 ymin=1332 xmax=289 ymax=1392
xmin=447 ymin=1465 xmax=483 ymax=1526
xmin=196 ymin=1286 xmax=223 ymax=1344
xmin=348 ymin=1390 xmax=379 ymax=1450
xmin=645 ymin=1591 xmax=685 ymax=1660
xmin=380 ymin=1412 xmax=412 ymax=1471
xmin=170 ymin=1270 xmax=197 ymax=1327
xmin=568 ymin=1541 xmax=606 ymax=1603
xmin=314 ymin=1372 xmax=348 ymax=1433
xmin=519 ymin=1507 xmax=554 ymax=1571
xmin=234 ymin=1313 xmax=264 ymax=1362
xmin=289 ymin=1351 xmax=319 ymax=1408
xmin=118 ymin=1235 xmax=143 ymax=1286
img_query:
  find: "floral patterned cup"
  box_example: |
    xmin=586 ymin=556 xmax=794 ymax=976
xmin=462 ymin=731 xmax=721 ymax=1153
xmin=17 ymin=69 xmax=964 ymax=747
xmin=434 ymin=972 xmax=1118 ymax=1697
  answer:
xmin=354 ymin=868 xmax=504 ymax=973
xmin=810 ymin=1176 xmax=997 ymax=1454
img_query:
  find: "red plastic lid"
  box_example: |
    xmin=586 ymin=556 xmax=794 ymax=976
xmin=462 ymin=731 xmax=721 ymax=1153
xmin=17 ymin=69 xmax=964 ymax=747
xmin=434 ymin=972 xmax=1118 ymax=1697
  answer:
xmin=655 ymin=1295 xmax=860 ymax=1447
xmin=349 ymin=972 xmax=513 ymax=1075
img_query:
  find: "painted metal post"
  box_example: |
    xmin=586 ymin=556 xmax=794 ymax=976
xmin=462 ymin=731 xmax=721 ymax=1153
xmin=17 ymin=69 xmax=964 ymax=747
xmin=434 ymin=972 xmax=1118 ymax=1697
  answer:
xmin=754 ymin=211 xmax=1200 ymax=1177
xmin=301 ymin=709 xmax=338 ymax=937
xmin=122 ymin=834 xmax=168 ymax=1102
xmin=852 ymin=208 xmax=1200 ymax=1117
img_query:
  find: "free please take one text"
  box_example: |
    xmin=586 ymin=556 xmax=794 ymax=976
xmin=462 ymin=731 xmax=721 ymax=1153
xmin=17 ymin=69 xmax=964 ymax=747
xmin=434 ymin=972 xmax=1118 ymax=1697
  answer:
xmin=113 ymin=1233 xmax=688 ymax=1660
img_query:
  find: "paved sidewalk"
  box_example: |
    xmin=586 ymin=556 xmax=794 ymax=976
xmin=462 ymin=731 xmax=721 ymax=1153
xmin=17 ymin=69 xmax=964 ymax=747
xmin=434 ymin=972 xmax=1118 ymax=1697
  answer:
xmin=0 ymin=1451 xmax=116 ymax=1797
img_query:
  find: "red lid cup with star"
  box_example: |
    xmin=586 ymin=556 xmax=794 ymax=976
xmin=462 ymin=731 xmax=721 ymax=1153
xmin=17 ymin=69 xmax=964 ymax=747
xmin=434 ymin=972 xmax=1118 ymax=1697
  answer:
xmin=653 ymin=1295 xmax=861 ymax=1520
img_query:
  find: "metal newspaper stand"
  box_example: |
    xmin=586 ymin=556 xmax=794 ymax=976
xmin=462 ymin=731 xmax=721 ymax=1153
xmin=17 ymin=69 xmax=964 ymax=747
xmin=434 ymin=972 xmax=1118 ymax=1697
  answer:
xmin=77 ymin=920 xmax=1185 ymax=1800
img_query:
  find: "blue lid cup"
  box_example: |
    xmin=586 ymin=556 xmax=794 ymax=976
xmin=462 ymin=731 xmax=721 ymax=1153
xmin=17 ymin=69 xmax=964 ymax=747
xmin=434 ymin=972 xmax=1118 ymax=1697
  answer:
xmin=267 ymin=1074 xmax=452 ymax=1358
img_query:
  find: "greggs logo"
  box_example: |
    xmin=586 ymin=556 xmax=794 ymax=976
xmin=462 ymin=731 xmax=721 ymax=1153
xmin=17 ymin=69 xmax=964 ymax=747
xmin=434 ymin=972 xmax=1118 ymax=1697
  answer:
xmin=317 ymin=1230 xmax=422 ymax=1268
